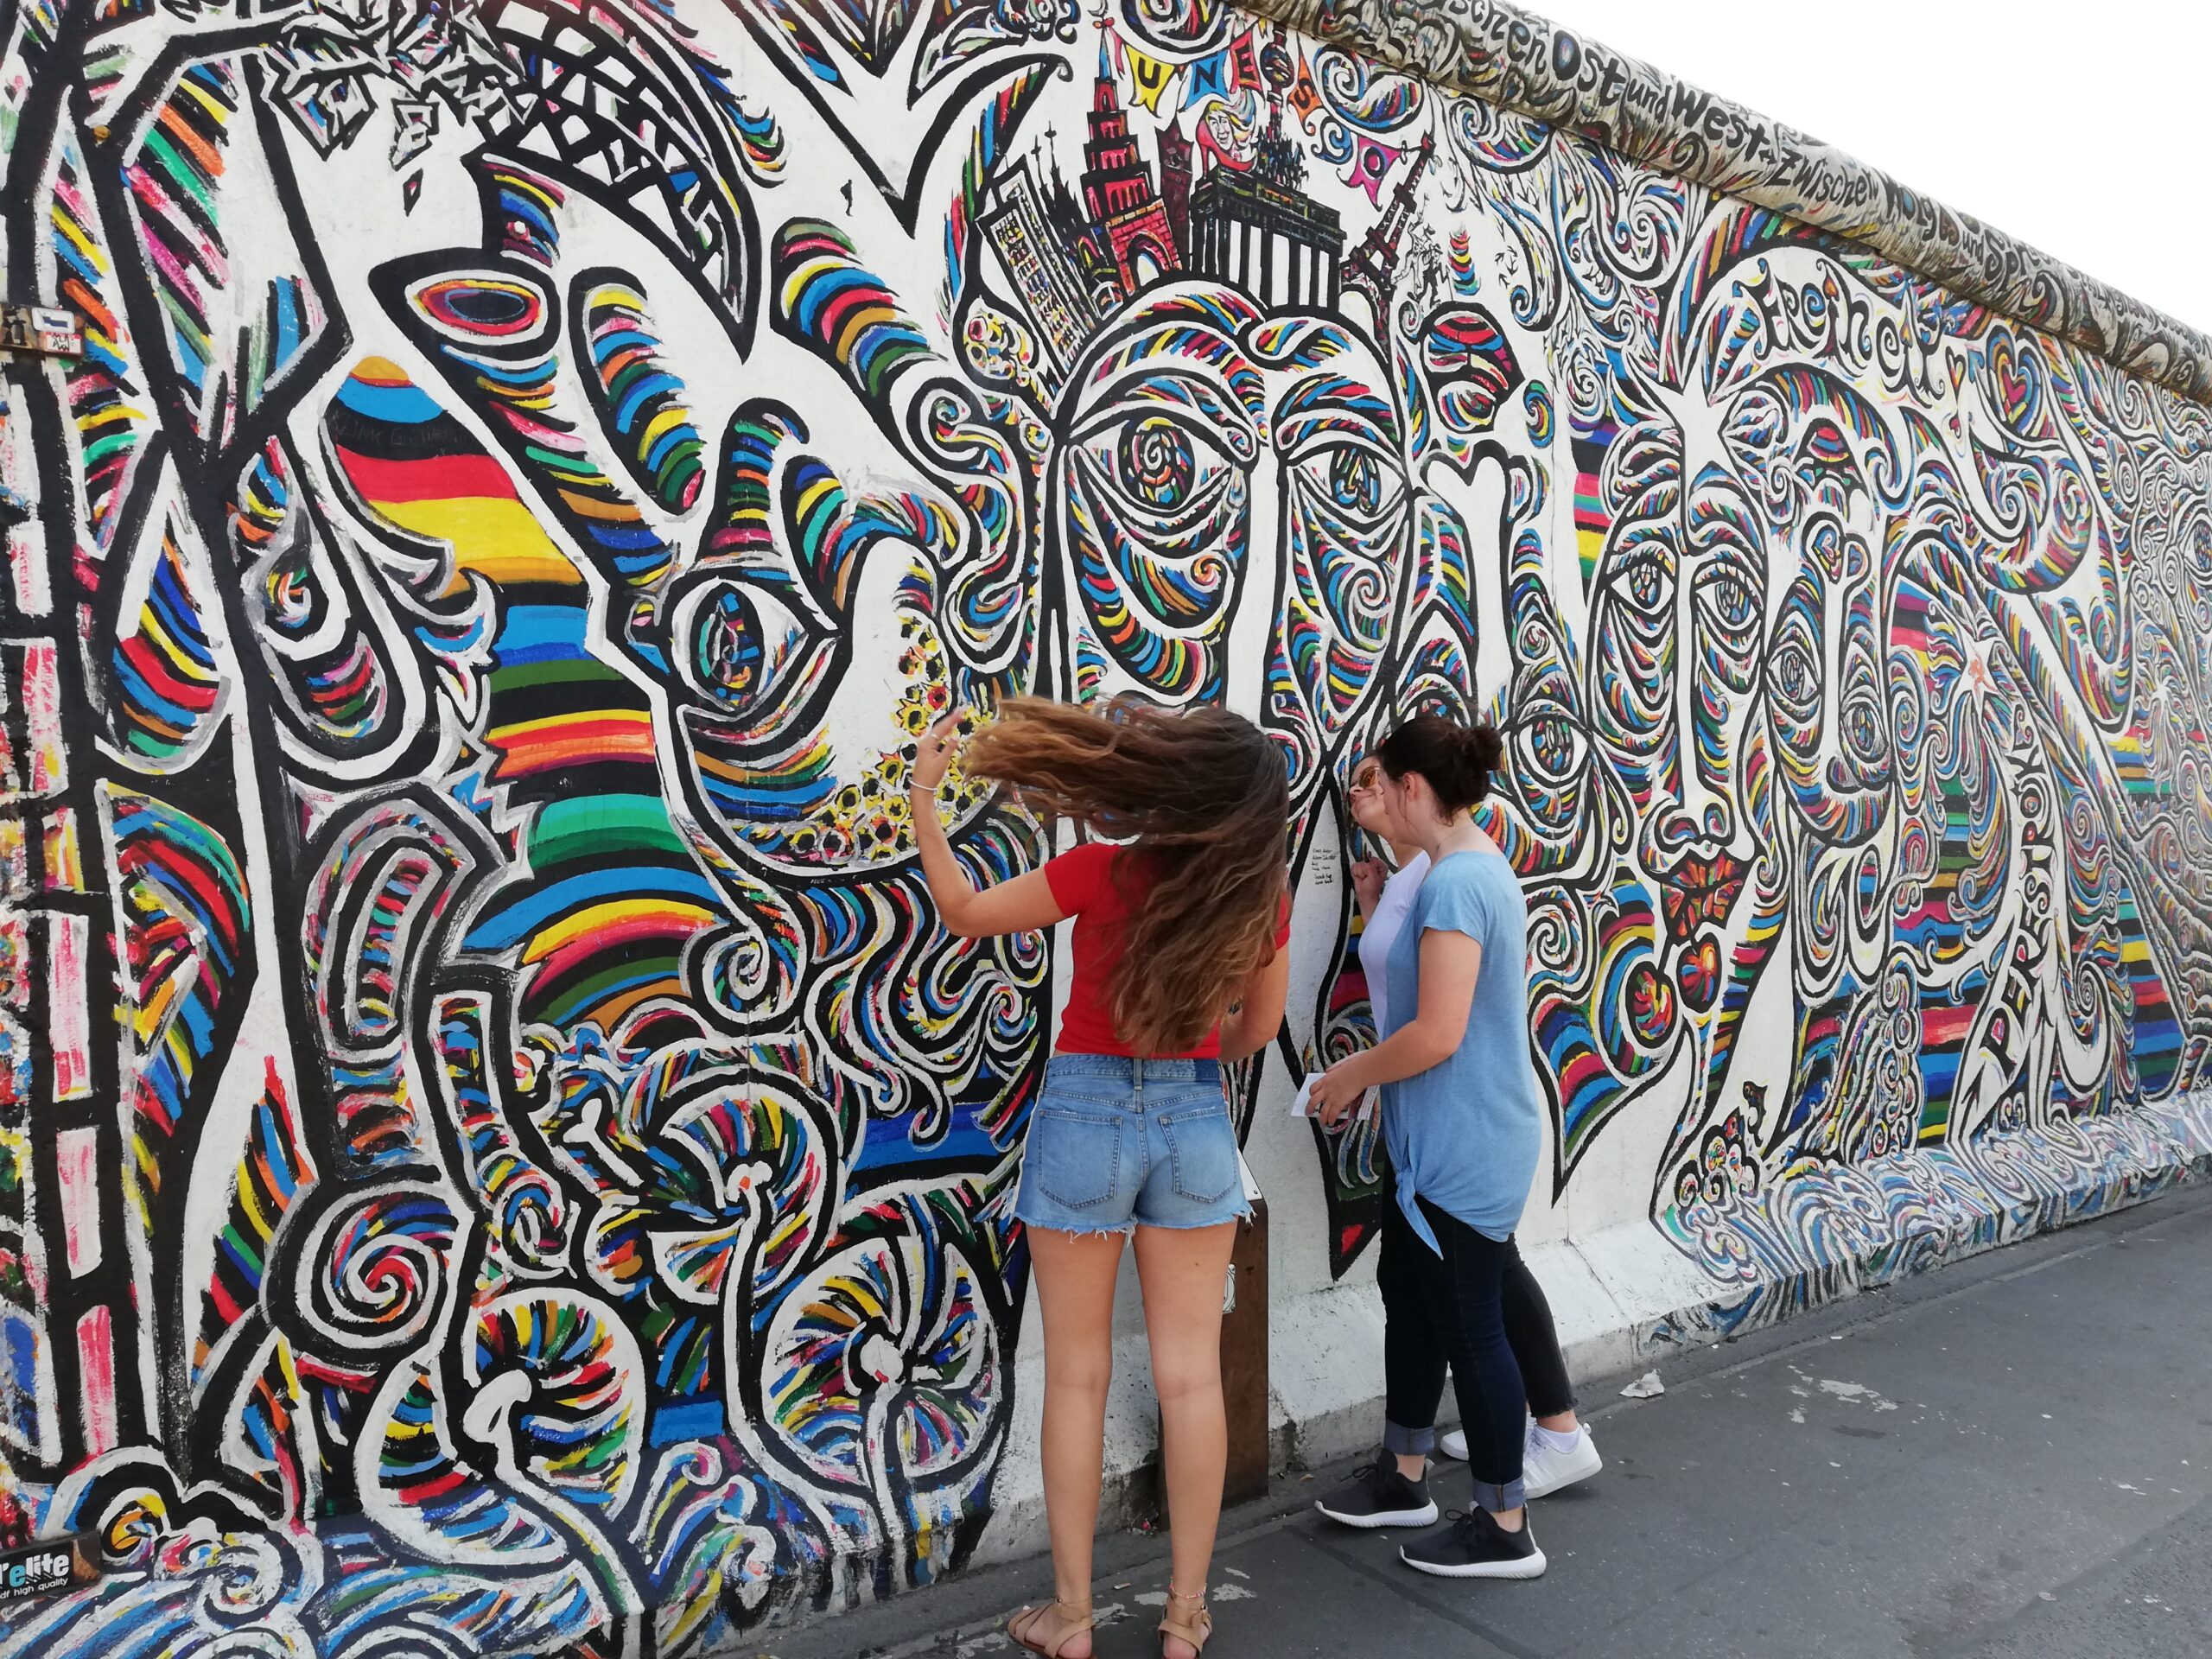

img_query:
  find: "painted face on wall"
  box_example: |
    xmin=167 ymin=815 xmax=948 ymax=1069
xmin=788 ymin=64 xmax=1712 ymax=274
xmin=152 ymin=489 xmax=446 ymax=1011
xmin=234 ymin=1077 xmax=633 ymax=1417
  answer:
xmin=337 ymin=75 xmax=1041 ymax=1618
xmin=1581 ymin=415 xmax=1767 ymax=1016
xmin=1518 ymin=400 xmax=1776 ymax=1176
xmin=1047 ymin=285 xmax=1415 ymax=798
xmin=1051 ymin=288 xmax=1264 ymax=703
xmin=876 ymin=90 xmax=1517 ymax=1266
xmin=1251 ymin=310 xmax=1421 ymax=794
xmin=1522 ymin=252 xmax=1974 ymax=1190
xmin=1715 ymin=366 xmax=1917 ymax=1017
xmin=385 ymin=244 xmax=1003 ymax=890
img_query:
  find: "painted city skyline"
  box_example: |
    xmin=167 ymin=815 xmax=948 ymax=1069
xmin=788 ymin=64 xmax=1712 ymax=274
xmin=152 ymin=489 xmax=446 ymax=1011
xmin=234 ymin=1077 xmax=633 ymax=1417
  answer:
xmin=980 ymin=20 xmax=1436 ymax=370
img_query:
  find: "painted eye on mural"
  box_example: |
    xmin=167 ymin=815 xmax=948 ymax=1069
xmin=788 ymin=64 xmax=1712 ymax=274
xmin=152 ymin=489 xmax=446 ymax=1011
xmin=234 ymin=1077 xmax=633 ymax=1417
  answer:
xmin=1839 ymin=639 xmax=1886 ymax=764
xmin=1116 ymin=416 xmax=1199 ymax=511
xmin=1289 ymin=439 xmax=1407 ymax=531
xmin=1765 ymin=614 xmax=1821 ymax=733
xmin=1078 ymin=410 xmax=1239 ymax=525
xmin=680 ymin=580 xmax=813 ymax=718
xmin=1693 ymin=566 xmax=1761 ymax=656
xmin=1511 ymin=707 xmax=1592 ymax=795
xmin=1327 ymin=447 xmax=1383 ymax=515
xmin=1690 ymin=567 xmax=1763 ymax=704
xmin=1685 ymin=479 xmax=1765 ymax=690
xmin=1596 ymin=531 xmax=1675 ymax=632
xmin=1841 ymin=690 xmax=1883 ymax=761
xmin=1694 ymin=569 xmax=1757 ymax=635
xmin=1624 ymin=547 xmax=1670 ymax=614
xmin=408 ymin=272 xmax=551 ymax=344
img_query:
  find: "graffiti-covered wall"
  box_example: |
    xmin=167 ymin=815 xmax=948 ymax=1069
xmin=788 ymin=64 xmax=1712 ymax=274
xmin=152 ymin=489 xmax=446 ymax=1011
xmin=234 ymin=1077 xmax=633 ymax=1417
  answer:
xmin=1 ymin=0 xmax=2209 ymax=1651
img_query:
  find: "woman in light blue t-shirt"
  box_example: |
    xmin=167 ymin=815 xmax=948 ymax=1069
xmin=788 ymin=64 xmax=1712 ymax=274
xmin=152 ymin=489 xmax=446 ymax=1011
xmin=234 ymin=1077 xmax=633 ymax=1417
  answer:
xmin=1306 ymin=719 xmax=1550 ymax=1580
xmin=1338 ymin=758 xmax=1600 ymax=1506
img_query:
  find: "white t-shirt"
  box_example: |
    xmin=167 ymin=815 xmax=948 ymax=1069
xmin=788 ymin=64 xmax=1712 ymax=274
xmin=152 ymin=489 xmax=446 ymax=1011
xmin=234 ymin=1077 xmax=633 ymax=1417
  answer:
xmin=1357 ymin=851 xmax=1430 ymax=1033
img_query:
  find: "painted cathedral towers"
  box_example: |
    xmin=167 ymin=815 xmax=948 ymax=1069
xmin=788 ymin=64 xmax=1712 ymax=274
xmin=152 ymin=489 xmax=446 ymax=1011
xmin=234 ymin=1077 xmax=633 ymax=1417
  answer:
xmin=1081 ymin=65 xmax=1183 ymax=294
xmin=981 ymin=29 xmax=1351 ymax=372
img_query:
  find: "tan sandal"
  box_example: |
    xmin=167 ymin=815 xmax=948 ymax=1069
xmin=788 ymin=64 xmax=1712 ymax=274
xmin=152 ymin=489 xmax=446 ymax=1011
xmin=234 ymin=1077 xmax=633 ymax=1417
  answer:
xmin=1007 ymin=1597 xmax=1094 ymax=1657
xmin=1159 ymin=1585 xmax=1212 ymax=1656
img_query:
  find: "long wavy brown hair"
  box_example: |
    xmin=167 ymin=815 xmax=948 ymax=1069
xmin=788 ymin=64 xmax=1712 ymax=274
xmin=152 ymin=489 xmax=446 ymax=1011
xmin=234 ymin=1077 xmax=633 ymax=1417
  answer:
xmin=965 ymin=696 xmax=1291 ymax=1055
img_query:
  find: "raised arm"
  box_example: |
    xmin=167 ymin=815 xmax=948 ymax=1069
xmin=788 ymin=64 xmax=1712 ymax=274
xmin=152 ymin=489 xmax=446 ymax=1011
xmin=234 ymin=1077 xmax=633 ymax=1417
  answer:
xmin=909 ymin=712 xmax=1067 ymax=939
xmin=1306 ymin=927 xmax=1482 ymax=1125
xmin=1351 ymin=858 xmax=1386 ymax=924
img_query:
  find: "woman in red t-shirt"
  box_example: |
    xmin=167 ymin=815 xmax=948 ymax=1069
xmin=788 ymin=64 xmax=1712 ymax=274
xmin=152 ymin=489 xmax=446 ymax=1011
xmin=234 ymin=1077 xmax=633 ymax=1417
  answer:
xmin=909 ymin=696 xmax=1291 ymax=1659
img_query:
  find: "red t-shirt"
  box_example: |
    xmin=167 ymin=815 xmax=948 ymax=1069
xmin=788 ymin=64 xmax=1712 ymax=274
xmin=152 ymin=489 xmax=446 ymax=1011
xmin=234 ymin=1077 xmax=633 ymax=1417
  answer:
xmin=1043 ymin=843 xmax=1293 ymax=1058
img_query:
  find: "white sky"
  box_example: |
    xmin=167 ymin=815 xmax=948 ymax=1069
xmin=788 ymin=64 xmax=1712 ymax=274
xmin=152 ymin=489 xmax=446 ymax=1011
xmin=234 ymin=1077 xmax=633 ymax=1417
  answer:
xmin=1537 ymin=0 xmax=2210 ymax=334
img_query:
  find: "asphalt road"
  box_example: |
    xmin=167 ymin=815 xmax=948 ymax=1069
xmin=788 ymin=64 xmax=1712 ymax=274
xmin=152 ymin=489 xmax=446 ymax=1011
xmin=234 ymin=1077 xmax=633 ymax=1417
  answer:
xmin=769 ymin=1181 xmax=2212 ymax=1659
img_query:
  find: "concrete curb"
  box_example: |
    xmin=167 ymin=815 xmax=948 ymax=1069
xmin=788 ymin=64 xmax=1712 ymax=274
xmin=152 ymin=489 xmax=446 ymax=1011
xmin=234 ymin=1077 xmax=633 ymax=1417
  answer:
xmin=760 ymin=1179 xmax=2212 ymax=1657
xmin=967 ymin=1096 xmax=2212 ymax=1579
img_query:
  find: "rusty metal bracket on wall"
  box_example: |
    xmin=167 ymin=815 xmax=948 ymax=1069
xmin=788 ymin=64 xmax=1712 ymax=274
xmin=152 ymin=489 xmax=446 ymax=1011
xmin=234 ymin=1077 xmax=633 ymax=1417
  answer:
xmin=1221 ymin=1198 xmax=1271 ymax=1506
xmin=0 ymin=303 xmax=79 ymax=527
xmin=0 ymin=304 xmax=83 ymax=362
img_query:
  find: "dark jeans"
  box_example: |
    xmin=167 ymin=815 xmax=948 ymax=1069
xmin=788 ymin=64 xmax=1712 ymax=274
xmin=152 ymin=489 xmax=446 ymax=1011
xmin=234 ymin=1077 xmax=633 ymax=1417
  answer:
xmin=1377 ymin=1179 xmax=1574 ymax=1511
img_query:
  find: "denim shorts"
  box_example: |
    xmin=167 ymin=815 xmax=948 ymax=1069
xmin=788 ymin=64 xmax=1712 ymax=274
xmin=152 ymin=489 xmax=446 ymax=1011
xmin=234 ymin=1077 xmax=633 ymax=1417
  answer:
xmin=1013 ymin=1056 xmax=1251 ymax=1235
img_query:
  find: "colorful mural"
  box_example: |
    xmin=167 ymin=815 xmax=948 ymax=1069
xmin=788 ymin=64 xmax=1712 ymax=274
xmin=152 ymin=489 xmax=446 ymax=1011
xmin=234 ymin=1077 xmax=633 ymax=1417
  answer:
xmin=1243 ymin=0 xmax=2212 ymax=404
xmin=0 ymin=0 xmax=2208 ymax=1651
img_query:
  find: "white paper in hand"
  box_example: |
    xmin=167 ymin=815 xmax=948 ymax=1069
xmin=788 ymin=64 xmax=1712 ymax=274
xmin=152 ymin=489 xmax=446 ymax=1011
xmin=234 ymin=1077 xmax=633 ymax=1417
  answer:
xmin=1289 ymin=1077 xmax=1315 ymax=1118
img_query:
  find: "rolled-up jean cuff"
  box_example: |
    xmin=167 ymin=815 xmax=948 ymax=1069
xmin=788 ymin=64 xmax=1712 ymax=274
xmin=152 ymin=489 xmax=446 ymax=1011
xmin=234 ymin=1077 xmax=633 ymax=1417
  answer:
xmin=1470 ymin=1477 xmax=1526 ymax=1512
xmin=1382 ymin=1419 xmax=1436 ymax=1457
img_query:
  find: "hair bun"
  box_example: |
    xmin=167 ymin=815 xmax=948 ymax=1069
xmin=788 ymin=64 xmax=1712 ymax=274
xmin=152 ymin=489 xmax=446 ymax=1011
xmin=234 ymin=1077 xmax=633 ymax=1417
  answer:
xmin=1456 ymin=721 xmax=1503 ymax=776
xmin=1376 ymin=714 xmax=1503 ymax=815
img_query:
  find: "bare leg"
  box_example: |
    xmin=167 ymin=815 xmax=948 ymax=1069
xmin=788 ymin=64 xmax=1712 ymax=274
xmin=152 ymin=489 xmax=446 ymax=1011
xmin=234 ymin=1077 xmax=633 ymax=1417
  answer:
xmin=1133 ymin=1222 xmax=1238 ymax=1659
xmin=1028 ymin=1228 xmax=1127 ymax=1656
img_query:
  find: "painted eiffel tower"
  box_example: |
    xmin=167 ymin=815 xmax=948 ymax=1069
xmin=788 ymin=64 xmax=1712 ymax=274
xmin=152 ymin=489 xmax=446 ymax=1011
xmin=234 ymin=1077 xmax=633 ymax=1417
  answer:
xmin=1340 ymin=133 xmax=1436 ymax=316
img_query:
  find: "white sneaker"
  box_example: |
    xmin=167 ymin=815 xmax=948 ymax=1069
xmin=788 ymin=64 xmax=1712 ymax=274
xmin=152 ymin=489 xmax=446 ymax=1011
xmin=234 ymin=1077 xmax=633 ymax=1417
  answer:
xmin=1438 ymin=1414 xmax=1533 ymax=1462
xmin=1522 ymin=1426 xmax=1603 ymax=1498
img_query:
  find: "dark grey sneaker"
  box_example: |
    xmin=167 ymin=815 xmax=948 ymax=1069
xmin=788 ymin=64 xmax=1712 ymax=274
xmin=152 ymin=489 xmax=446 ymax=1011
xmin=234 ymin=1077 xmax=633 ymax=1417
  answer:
xmin=1315 ymin=1457 xmax=1439 ymax=1529
xmin=1399 ymin=1508 xmax=1547 ymax=1579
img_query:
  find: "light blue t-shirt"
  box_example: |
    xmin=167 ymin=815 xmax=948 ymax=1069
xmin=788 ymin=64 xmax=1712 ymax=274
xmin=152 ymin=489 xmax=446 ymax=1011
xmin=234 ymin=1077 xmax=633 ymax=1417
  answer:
xmin=1379 ymin=849 xmax=1544 ymax=1252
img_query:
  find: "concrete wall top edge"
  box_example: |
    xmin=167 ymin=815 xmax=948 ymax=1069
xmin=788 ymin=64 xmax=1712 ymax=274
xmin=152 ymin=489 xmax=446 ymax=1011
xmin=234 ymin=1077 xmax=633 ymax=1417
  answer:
xmin=1237 ymin=0 xmax=2212 ymax=405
